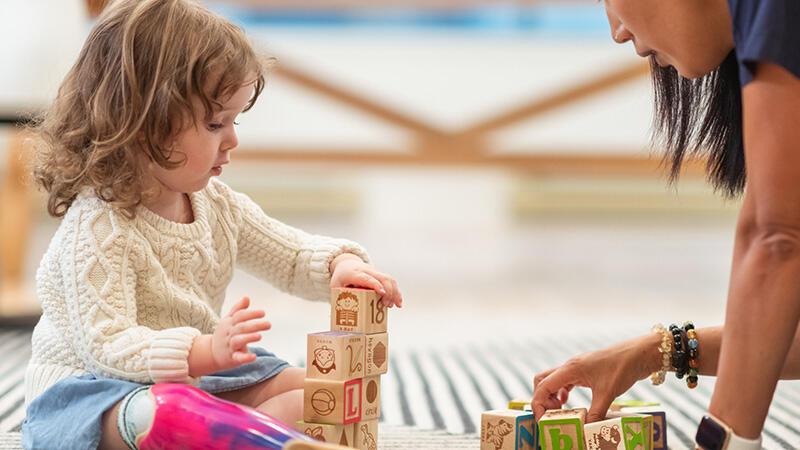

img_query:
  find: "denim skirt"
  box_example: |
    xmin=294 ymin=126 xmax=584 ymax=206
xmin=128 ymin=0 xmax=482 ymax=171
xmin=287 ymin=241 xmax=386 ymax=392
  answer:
xmin=22 ymin=347 xmax=289 ymax=450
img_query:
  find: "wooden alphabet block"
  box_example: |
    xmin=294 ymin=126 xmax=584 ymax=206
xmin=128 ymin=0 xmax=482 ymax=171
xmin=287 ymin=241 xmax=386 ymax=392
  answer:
xmin=295 ymin=421 xmax=356 ymax=447
xmin=609 ymin=400 xmax=659 ymax=412
xmin=585 ymin=417 xmax=625 ymax=450
xmin=365 ymin=332 xmax=388 ymax=376
xmin=353 ymin=419 xmax=379 ymax=450
xmin=307 ymin=331 xmax=366 ymax=381
xmin=538 ymin=408 xmax=587 ymax=450
xmin=606 ymin=411 xmax=653 ymax=450
xmin=303 ymin=378 xmax=362 ymax=425
xmin=619 ymin=407 xmax=666 ymax=450
xmin=331 ymin=288 xmax=387 ymax=334
xmin=480 ymin=409 xmax=537 ymax=450
xmin=361 ymin=376 xmax=381 ymax=422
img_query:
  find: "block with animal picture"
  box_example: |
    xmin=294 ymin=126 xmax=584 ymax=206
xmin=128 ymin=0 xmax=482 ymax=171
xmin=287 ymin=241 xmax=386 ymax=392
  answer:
xmin=353 ymin=419 xmax=379 ymax=450
xmin=360 ymin=376 xmax=381 ymax=422
xmin=539 ymin=408 xmax=587 ymax=450
xmin=585 ymin=417 xmax=625 ymax=450
xmin=307 ymin=331 xmax=366 ymax=381
xmin=303 ymin=378 xmax=363 ymax=425
xmin=364 ymin=332 xmax=388 ymax=376
xmin=606 ymin=411 xmax=654 ymax=450
xmin=331 ymin=287 xmax=387 ymax=334
xmin=618 ymin=407 xmax=667 ymax=450
xmin=295 ymin=421 xmax=356 ymax=447
xmin=481 ymin=409 xmax=537 ymax=450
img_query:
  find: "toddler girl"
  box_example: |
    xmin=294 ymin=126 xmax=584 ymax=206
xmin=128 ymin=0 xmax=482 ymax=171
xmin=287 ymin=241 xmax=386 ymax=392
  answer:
xmin=21 ymin=0 xmax=402 ymax=448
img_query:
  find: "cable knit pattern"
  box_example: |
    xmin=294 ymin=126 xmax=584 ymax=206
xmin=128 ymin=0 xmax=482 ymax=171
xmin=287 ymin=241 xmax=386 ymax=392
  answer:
xmin=25 ymin=178 xmax=368 ymax=406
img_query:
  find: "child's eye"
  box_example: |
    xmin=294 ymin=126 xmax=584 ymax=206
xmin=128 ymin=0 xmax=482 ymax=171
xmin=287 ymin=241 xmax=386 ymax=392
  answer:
xmin=233 ymin=121 xmax=240 ymax=126
xmin=207 ymin=123 xmax=224 ymax=131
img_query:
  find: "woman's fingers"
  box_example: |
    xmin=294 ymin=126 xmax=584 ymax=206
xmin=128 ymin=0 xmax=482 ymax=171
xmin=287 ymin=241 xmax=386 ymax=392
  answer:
xmin=587 ymin=390 xmax=615 ymax=423
xmin=532 ymin=365 xmax=581 ymax=420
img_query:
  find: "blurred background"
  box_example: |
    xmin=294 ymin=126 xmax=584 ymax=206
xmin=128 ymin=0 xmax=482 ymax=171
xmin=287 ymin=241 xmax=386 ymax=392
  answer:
xmin=3 ymin=1 xmax=779 ymax=448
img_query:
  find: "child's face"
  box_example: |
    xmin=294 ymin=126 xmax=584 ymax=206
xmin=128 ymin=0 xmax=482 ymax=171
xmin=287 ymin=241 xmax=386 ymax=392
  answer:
xmin=151 ymin=81 xmax=255 ymax=194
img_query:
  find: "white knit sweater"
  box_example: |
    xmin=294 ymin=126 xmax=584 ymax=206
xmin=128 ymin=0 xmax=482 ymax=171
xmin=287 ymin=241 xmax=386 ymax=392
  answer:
xmin=24 ymin=178 xmax=368 ymax=405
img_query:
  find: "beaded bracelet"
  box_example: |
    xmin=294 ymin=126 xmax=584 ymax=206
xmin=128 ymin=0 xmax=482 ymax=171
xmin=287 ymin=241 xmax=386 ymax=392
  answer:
xmin=650 ymin=324 xmax=673 ymax=386
xmin=684 ymin=321 xmax=699 ymax=389
xmin=669 ymin=324 xmax=688 ymax=379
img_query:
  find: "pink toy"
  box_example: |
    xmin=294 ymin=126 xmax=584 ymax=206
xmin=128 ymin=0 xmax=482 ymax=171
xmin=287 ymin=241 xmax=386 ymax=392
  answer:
xmin=137 ymin=383 xmax=321 ymax=450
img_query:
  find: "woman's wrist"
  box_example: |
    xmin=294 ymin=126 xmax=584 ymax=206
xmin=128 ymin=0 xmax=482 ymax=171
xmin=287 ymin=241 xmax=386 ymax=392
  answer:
xmin=638 ymin=331 xmax=666 ymax=379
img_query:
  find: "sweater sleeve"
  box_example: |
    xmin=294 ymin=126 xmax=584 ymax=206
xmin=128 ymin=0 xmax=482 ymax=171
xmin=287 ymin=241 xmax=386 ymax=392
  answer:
xmin=229 ymin=189 xmax=370 ymax=302
xmin=62 ymin=205 xmax=201 ymax=383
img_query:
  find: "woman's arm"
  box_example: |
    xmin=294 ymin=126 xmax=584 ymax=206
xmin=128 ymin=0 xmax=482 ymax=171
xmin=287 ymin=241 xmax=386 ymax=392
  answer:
xmin=707 ymin=62 xmax=800 ymax=439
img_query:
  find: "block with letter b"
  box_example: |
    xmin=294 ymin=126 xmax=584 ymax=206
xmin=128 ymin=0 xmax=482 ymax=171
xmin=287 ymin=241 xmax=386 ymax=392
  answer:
xmin=539 ymin=408 xmax=587 ymax=450
xmin=303 ymin=378 xmax=363 ymax=425
xmin=481 ymin=409 xmax=537 ymax=450
xmin=331 ymin=288 xmax=387 ymax=334
xmin=307 ymin=331 xmax=365 ymax=381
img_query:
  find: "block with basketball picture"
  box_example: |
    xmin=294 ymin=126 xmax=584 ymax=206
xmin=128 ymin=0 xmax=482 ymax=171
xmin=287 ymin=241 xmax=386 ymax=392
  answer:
xmin=303 ymin=378 xmax=363 ymax=425
xmin=307 ymin=331 xmax=366 ymax=381
xmin=365 ymin=332 xmax=388 ymax=376
xmin=330 ymin=287 xmax=387 ymax=334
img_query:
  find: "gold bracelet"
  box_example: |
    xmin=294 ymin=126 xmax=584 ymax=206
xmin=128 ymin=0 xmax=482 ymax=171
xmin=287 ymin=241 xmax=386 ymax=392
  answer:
xmin=650 ymin=323 xmax=673 ymax=385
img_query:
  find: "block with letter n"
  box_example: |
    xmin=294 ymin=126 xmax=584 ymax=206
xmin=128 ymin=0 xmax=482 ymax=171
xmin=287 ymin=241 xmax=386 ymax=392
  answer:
xmin=480 ymin=409 xmax=537 ymax=450
xmin=538 ymin=408 xmax=587 ymax=450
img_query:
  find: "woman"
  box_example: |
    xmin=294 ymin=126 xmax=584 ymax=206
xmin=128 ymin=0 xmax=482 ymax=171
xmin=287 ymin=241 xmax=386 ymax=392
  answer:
xmin=532 ymin=1 xmax=800 ymax=449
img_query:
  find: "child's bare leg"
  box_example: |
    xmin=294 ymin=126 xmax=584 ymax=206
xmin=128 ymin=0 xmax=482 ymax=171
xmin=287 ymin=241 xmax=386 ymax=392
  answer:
xmin=215 ymin=367 xmax=304 ymax=407
xmin=99 ymin=401 xmax=127 ymax=450
xmin=256 ymin=388 xmax=305 ymax=424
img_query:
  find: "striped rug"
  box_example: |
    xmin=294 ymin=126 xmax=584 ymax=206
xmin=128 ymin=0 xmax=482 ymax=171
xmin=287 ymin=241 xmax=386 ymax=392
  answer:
xmin=2 ymin=328 xmax=800 ymax=449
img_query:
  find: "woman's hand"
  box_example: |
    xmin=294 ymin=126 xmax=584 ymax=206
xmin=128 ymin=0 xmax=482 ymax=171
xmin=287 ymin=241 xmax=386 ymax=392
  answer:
xmin=211 ymin=296 xmax=271 ymax=371
xmin=532 ymin=334 xmax=661 ymax=423
xmin=330 ymin=254 xmax=403 ymax=308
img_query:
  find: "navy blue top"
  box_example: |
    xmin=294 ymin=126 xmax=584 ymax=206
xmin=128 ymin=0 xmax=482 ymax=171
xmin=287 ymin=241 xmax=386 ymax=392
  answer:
xmin=728 ymin=0 xmax=800 ymax=85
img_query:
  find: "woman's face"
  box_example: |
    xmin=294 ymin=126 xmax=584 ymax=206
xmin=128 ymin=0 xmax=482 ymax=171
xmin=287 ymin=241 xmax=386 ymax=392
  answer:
xmin=603 ymin=0 xmax=734 ymax=79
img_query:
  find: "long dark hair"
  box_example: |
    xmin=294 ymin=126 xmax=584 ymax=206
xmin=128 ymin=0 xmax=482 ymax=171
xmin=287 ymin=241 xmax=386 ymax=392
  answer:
xmin=650 ymin=51 xmax=744 ymax=197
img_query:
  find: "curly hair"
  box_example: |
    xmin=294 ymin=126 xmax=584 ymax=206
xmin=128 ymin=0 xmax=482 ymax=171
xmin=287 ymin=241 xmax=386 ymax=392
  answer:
xmin=33 ymin=0 xmax=268 ymax=218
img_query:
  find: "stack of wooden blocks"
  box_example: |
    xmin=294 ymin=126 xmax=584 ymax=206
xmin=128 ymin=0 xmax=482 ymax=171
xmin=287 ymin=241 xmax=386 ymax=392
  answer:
xmin=297 ymin=288 xmax=389 ymax=450
xmin=481 ymin=402 xmax=667 ymax=450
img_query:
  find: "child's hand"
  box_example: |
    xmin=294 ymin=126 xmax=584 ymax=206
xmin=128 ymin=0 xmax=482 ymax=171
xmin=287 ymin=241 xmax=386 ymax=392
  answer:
xmin=330 ymin=254 xmax=403 ymax=308
xmin=212 ymin=296 xmax=271 ymax=371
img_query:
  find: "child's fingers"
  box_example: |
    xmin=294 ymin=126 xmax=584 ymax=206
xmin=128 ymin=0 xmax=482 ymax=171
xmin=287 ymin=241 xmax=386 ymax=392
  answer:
xmin=232 ymin=350 xmax=257 ymax=364
xmin=350 ymin=273 xmax=386 ymax=295
xmin=364 ymin=269 xmax=400 ymax=308
xmin=227 ymin=296 xmax=250 ymax=317
xmin=231 ymin=308 xmax=266 ymax=324
xmin=233 ymin=319 xmax=272 ymax=335
xmin=230 ymin=332 xmax=263 ymax=350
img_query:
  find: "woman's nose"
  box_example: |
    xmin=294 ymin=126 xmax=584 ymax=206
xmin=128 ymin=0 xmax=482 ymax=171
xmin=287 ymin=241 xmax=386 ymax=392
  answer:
xmin=612 ymin=23 xmax=634 ymax=44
